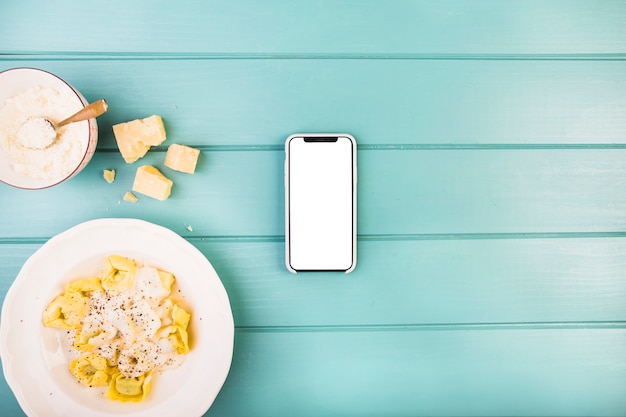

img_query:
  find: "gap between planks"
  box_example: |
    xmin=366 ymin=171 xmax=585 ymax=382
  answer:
xmin=96 ymin=144 xmax=626 ymax=153
xmin=236 ymin=321 xmax=626 ymax=333
xmin=2 ymin=52 xmax=626 ymax=61
xmin=2 ymin=232 xmax=626 ymax=245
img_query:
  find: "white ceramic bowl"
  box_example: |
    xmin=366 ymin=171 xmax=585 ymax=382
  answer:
xmin=0 ymin=67 xmax=98 ymax=189
xmin=0 ymin=218 xmax=235 ymax=417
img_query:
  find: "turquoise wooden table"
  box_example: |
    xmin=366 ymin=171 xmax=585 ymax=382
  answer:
xmin=1 ymin=1 xmax=626 ymax=415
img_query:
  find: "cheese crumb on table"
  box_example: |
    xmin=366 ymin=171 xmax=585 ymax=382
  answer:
xmin=103 ymin=169 xmax=116 ymax=183
xmin=165 ymin=144 xmax=200 ymax=174
xmin=112 ymin=115 xmax=166 ymax=163
xmin=123 ymin=191 xmax=139 ymax=202
xmin=132 ymin=165 xmax=173 ymax=201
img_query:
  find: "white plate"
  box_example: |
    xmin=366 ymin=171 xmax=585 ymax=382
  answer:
xmin=0 ymin=218 xmax=234 ymax=417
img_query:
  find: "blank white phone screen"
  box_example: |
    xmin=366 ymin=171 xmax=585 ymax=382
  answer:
xmin=287 ymin=136 xmax=354 ymax=271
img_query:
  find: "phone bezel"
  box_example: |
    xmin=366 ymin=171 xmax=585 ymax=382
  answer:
xmin=284 ymin=133 xmax=357 ymax=274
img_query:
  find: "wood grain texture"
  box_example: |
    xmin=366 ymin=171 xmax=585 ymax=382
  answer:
xmin=1 ymin=1 xmax=625 ymax=416
xmin=212 ymin=329 xmax=626 ymax=416
xmin=2 ymin=237 xmax=625 ymax=327
xmin=2 ymin=59 xmax=626 ymax=146
xmin=0 ymin=149 xmax=624 ymax=238
xmin=1 ymin=328 xmax=624 ymax=417
xmin=1 ymin=0 xmax=625 ymax=55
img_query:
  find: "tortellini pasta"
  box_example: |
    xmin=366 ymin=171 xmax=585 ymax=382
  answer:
xmin=73 ymin=325 xmax=117 ymax=352
xmin=42 ymin=277 xmax=104 ymax=330
xmin=106 ymin=371 xmax=153 ymax=402
xmin=42 ymin=291 xmax=89 ymax=329
xmin=158 ymin=303 xmax=191 ymax=354
xmin=66 ymin=276 xmax=103 ymax=295
xmin=101 ymin=255 xmax=136 ymax=293
xmin=70 ymin=352 xmax=112 ymax=387
xmin=42 ymin=255 xmax=192 ymax=402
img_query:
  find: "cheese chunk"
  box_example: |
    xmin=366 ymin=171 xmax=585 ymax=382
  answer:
xmin=123 ymin=191 xmax=139 ymax=203
xmin=112 ymin=115 xmax=166 ymax=163
xmin=103 ymin=169 xmax=116 ymax=183
xmin=132 ymin=166 xmax=173 ymax=201
xmin=165 ymin=144 xmax=200 ymax=174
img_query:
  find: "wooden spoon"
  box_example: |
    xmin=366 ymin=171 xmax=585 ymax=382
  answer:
xmin=17 ymin=99 xmax=108 ymax=149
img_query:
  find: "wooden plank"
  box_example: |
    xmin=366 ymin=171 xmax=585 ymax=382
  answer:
xmin=2 ymin=328 xmax=624 ymax=417
xmin=0 ymin=245 xmax=36 ymax=307
xmin=2 ymin=237 xmax=625 ymax=326
xmin=0 ymin=364 xmax=24 ymax=417
xmin=206 ymin=238 xmax=626 ymax=326
xmin=1 ymin=1 xmax=625 ymax=55
xmin=0 ymin=2 xmax=623 ymax=417
xmin=0 ymin=149 xmax=624 ymax=238
xmin=209 ymin=328 xmax=626 ymax=416
xmin=1 ymin=59 xmax=625 ymax=146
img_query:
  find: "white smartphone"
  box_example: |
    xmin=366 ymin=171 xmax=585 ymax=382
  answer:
xmin=285 ymin=133 xmax=357 ymax=273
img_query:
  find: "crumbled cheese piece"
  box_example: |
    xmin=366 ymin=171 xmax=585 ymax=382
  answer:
xmin=103 ymin=169 xmax=116 ymax=183
xmin=185 ymin=225 xmax=193 ymax=232
xmin=132 ymin=166 xmax=173 ymax=201
xmin=112 ymin=115 xmax=166 ymax=163
xmin=165 ymin=144 xmax=200 ymax=174
xmin=123 ymin=191 xmax=139 ymax=202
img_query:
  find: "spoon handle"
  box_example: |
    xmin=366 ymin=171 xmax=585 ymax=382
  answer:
xmin=57 ymin=99 xmax=108 ymax=128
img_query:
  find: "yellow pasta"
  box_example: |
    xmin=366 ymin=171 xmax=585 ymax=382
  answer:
xmin=101 ymin=254 xmax=136 ymax=293
xmin=106 ymin=371 xmax=152 ymax=402
xmin=73 ymin=326 xmax=117 ymax=352
xmin=73 ymin=329 xmax=96 ymax=352
xmin=158 ymin=269 xmax=175 ymax=294
xmin=70 ymin=352 xmax=112 ymax=387
xmin=158 ymin=304 xmax=191 ymax=354
xmin=42 ymin=255 xmax=192 ymax=402
xmin=65 ymin=276 xmax=103 ymax=295
xmin=42 ymin=291 xmax=89 ymax=329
